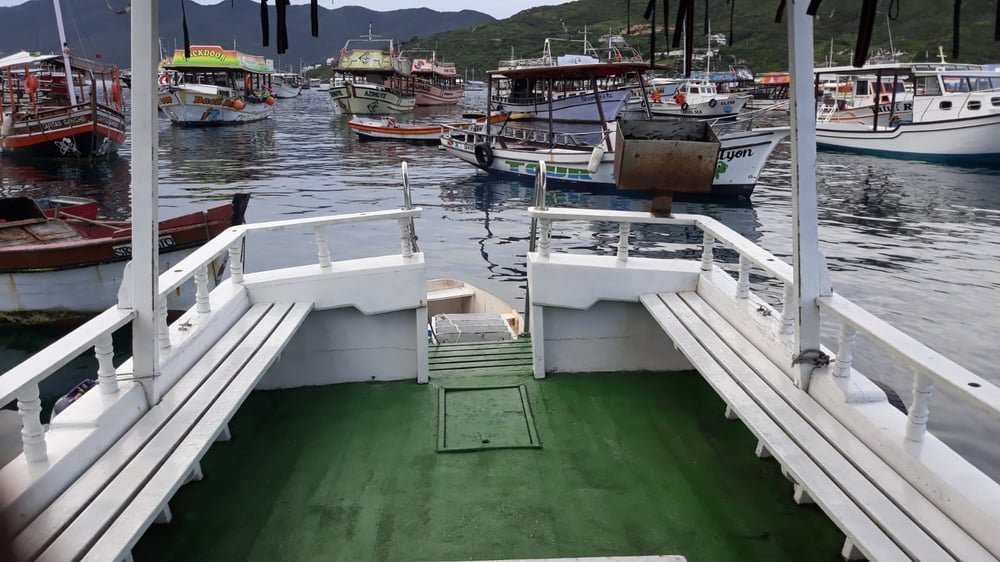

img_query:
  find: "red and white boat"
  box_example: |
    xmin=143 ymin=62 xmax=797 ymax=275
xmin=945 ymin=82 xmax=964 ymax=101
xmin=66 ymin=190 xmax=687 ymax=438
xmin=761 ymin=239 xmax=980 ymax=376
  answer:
xmin=349 ymin=113 xmax=510 ymax=143
xmin=0 ymin=51 xmax=126 ymax=160
xmin=398 ymin=50 xmax=464 ymax=106
xmin=0 ymin=194 xmax=249 ymax=323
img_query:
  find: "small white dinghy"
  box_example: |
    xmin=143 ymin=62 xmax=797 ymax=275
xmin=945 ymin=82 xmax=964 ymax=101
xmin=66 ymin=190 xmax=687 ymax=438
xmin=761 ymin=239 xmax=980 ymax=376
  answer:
xmin=426 ymin=278 xmax=523 ymax=344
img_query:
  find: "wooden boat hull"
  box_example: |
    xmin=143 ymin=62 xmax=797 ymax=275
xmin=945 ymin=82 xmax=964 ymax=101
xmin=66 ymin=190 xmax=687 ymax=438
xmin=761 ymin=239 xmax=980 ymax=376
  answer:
xmin=427 ymin=278 xmax=523 ymax=342
xmin=348 ymin=117 xmax=442 ymax=143
xmin=412 ymin=82 xmax=464 ymax=106
xmin=816 ymin=113 xmax=1000 ymax=161
xmin=159 ymin=86 xmax=274 ymax=126
xmin=329 ymin=83 xmax=416 ymax=114
xmin=441 ymin=126 xmax=789 ymax=199
xmin=0 ymin=104 xmax=125 ymax=160
xmin=0 ymin=196 xmax=248 ymax=320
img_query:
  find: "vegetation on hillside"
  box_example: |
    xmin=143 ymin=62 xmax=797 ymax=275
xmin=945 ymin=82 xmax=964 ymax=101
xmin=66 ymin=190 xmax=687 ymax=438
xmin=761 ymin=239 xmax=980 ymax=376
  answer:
xmin=386 ymin=0 xmax=1000 ymax=77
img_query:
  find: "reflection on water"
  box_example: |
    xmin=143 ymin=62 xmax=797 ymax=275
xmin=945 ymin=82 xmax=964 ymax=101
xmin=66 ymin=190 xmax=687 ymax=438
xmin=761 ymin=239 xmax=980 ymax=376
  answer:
xmin=0 ymin=91 xmax=998 ymax=479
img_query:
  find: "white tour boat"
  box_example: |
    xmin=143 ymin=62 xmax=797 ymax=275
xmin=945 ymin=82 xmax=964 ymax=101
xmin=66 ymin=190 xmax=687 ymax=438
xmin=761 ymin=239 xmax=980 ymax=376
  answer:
xmin=158 ymin=45 xmax=276 ymax=126
xmin=399 ymin=50 xmax=464 ymax=106
xmin=815 ymin=60 xmax=1000 ymax=162
xmin=270 ymin=72 xmax=302 ymax=98
xmin=329 ymin=27 xmax=415 ymax=115
xmin=648 ymin=78 xmax=750 ymax=119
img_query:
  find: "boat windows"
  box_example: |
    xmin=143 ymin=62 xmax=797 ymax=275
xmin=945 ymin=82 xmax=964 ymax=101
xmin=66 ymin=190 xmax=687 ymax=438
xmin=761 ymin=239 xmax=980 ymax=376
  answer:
xmin=967 ymin=100 xmax=981 ymax=110
xmin=917 ymin=76 xmax=941 ymax=96
xmin=855 ymin=81 xmax=870 ymax=96
xmin=942 ymin=77 xmax=971 ymax=93
xmin=939 ymin=100 xmax=953 ymax=110
xmin=992 ymin=97 xmax=1000 ymax=107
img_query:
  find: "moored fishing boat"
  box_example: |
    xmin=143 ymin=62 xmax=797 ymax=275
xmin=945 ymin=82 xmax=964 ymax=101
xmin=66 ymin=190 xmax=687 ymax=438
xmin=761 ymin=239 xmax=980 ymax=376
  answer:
xmin=399 ymin=50 xmax=464 ymax=106
xmin=1 ymin=3 xmax=999 ymax=561
xmin=329 ymin=27 xmax=415 ymax=114
xmin=648 ymin=78 xmax=750 ymax=119
xmin=270 ymin=72 xmax=302 ymax=99
xmin=0 ymin=194 xmax=248 ymax=323
xmin=815 ymin=59 xmax=1000 ymax=162
xmin=158 ymin=45 xmax=276 ymax=126
xmin=348 ymin=116 xmax=442 ymax=143
xmin=0 ymin=51 xmax=126 ymax=160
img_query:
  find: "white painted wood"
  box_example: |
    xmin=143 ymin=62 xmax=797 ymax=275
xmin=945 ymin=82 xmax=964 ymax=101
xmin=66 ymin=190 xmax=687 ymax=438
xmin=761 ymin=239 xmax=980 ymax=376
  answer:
xmin=80 ymin=302 xmax=313 ymax=562
xmin=314 ymin=225 xmax=332 ymax=269
xmin=0 ymin=308 xmax=135 ymax=407
xmin=638 ymin=293 xmax=906 ymax=562
xmin=841 ymin=539 xmax=865 ymax=561
xmin=819 ymin=293 xmax=1000 ymax=420
xmin=530 ymin=304 xmax=545 ymax=379
xmin=157 ymin=297 xmax=171 ymax=354
xmin=529 ymin=207 xmax=694 ymax=226
xmin=616 ymin=223 xmax=630 ymax=262
xmin=780 ymin=282 xmax=795 ymax=335
xmin=723 ymin=405 xmax=738 ymax=420
xmin=755 ymin=441 xmax=771 ymax=459
xmin=538 ymin=219 xmax=551 ymax=258
xmin=416 ymin=307 xmax=429 ymax=384
xmin=691 ymin=216 xmax=793 ymax=284
xmin=834 ymin=324 xmax=856 ymax=381
xmin=905 ymin=373 xmax=933 ymax=443
xmin=215 ymin=424 xmax=231 ymax=443
xmin=227 ymin=242 xmax=244 ymax=285
xmin=674 ymin=293 xmax=993 ymax=561
xmin=735 ymin=256 xmax=751 ymax=300
xmin=16 ymin=383 xmax=46 ymax=463
xmin=130 ymin=0 xmax=160 ymax=411
xmin=699 ymin=234 xmax=714 ymax=272
xmin=398 ymin=218 xmax=413 ymax=258
xmin=95 ymin=333 xmax=118 ymax=395
xmin=152 ymin=504 xmax=171 ymax=524
xmin=185 ymin=462 xmax=203 ymax=484
xmin=11 ymin=304 xmax=274 ymax=561
xmin=793 ymin=484 xmax=815 ymax=505
xmin=194 ymin=264 xmax=211 ymax=315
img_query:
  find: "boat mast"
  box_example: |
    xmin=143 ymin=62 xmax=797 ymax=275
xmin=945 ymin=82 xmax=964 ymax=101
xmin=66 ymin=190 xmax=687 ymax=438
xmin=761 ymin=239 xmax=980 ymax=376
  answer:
xmin=52 ymin=0 xmax=78 ymax=105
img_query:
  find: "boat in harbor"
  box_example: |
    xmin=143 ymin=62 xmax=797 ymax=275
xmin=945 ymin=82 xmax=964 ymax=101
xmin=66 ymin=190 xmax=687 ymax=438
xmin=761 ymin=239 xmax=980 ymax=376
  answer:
xmin=648 ymin=78 xmax=750 ymax=119
xmin=399 ymin=49 xmax=464 ymax=106
xmin=0 ymin=194 xmax=248 ymax=323
xmin=815 ymin=59 xmax=1000 ymax=162
xmin=158 ymin=45 xmax=276 ymax=126
xmin=348 ymin=116 xmax=443 ymax=143
xmin=816 ymin=72 xmax=913 ymax=127
xmin=329 ymin=27 xmax=416 ymax=114
xmin=1 ymin=3 xmax=999 ymax=562
xmin=443 ymin=62 xmax=786 ymax=199
xmin=492 ymin=39 xmax=637 ymax=122
xmin=270 ymin=72 xmax=302 ymax=98
xmin=0 ymin=51 xmax=126 ymax=160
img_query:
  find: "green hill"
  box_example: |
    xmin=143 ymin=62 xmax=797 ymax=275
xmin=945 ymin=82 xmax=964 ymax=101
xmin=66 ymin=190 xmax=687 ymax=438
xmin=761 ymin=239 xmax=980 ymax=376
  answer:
xmin=397 ymin=0 xmax=1000 ymax=76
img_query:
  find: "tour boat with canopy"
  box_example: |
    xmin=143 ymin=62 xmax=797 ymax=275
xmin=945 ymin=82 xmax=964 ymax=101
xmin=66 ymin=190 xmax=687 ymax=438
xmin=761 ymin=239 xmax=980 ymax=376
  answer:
xmin=329 ymin=27 xmax=415 ymax=114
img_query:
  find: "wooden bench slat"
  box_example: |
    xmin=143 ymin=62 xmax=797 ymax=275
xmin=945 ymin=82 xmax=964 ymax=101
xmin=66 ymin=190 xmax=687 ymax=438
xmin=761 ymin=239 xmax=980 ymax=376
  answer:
xmin=12 ymin=303 xmax=275 ymax=560
xmin=36 ymin=303 xmax=298 ymax=562
xmin=678 ymin=292 xmax=993 ymax=561
xmin=83 ymin=301 xmax=313 ymax=562
xmin=660 ymin=292 xmax=954 ymax=561
xmin=639 ymin=293 xmax=909 ymax=562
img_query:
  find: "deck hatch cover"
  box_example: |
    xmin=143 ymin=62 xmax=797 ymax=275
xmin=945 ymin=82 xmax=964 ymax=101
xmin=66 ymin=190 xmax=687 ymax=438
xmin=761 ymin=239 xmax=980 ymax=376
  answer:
xmin=437 ymin=384 xmax=541 ymax=452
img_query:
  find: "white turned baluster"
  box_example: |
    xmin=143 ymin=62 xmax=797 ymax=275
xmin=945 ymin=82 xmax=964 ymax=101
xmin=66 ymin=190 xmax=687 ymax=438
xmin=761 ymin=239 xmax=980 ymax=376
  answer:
xmin=17 ymin=383 xmax=46 ymax=463
xmin=736 ymin=255 xmax=751 ymax=300
xmin=228 ymin=242 xmax=244 ymax=284
xmin=780 ymin=282 xmax=796 ymax=335
xmin=95 ymin=333 xmax=118 ymax=394
xmin=700 ymin=233 xmax=714 ymax=271
xmin=538 ymin=219 xmax=552 ymax=258
xmin=398 ymin=218 xmax=412 ymax=258
xmin=905 ymin=372 xmax=934 ymax=442
xmin=194 ymin=264 xmax=211 ymax=315
xmin=157 ymin=297 xmax=171 ymax=354
xmin=314 ymin=225 xmax=332 ymax=269
xmin=616 ymin=223 xmax=630 ymax=262
xmin=834 ymin=324 xmax=856 ymax=380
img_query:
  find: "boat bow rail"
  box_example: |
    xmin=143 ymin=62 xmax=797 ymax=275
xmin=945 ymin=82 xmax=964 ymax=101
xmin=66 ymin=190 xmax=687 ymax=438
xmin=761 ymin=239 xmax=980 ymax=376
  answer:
xmin=527 ymin=205 xmax=1000 ymax=559
xmin=0 ymin=206 xmax=425 ymax=545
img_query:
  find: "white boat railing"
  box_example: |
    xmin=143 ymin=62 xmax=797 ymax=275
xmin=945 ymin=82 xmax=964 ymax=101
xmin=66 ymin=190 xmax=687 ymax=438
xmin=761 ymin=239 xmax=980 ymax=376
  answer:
xmin=0 ymin=207 xmax=422 ymax=465
xmin=528 ymin=205 xmax=1000 ymax=445
xmin=442 ymin=123 xmax=607 ymax=149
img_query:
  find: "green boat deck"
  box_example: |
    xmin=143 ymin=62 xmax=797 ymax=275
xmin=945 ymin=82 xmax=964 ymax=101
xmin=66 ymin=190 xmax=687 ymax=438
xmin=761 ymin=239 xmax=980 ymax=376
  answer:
xmin=135 ymin=339 xmax=842 ymax=561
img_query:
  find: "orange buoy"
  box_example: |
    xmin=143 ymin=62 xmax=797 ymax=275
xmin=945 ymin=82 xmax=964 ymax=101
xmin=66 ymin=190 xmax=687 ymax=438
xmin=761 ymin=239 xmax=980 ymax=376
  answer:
xmin=674 ymin=93 xmax=686 ymax=105
xmin=24 ymin=74 xmax=39 ymax=94
xmin=265 ymin=96 xmax=276 ymax=106
xmin=651 ymin=90 xmax=662 ymax=103
xmin=232 ymin=99 xmax=245 ymax=111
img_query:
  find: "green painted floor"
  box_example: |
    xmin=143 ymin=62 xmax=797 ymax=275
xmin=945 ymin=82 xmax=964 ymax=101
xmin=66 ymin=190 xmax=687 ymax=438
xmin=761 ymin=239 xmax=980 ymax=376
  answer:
xmin=134 ymin=369 xmax=843 ymax=561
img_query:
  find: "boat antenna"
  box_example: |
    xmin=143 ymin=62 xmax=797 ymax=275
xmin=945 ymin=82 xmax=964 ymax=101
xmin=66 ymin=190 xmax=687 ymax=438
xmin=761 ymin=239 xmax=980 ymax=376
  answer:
xmin=52 ymin=0 xmax=78 ymax=106
xmin=368 ymin=21 xmax=373 ymax=40
xmin=886 ymin=11 xmax=896 ymax=61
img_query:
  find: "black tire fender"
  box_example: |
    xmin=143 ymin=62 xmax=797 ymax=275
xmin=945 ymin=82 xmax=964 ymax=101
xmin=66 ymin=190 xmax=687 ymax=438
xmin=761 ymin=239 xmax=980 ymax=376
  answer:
xmin=681 ymin=102 xmax=690 ymax=111
xmin=474 ymin=143 xmax=494 ymax=167
xmin=708 ymin=98 xmax=718 ymax=108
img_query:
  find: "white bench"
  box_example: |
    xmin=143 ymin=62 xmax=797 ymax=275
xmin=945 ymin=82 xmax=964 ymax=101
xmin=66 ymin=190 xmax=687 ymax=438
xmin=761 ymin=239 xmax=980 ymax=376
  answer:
xmin=640 ymin=291 xmax=992 ymax=562
xmin=13 ymin=301 xmax=312 ymax=562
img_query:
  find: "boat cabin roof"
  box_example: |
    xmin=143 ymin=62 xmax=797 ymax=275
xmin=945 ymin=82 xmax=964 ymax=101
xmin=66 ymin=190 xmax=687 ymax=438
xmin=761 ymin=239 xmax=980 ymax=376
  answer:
xmin=488 ymin=62 xmax=649 ymax=81
xmin=162 ymin=46 xmax=273 ymax=74
xmin=815 ymin=61 xmax=993 ymax=78
xmin=0 ymin=50 xmax=119 ymax=74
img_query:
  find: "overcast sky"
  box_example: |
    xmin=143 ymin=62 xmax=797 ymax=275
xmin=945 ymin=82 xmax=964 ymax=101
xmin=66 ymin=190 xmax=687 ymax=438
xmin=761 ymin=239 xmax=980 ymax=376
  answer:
xmin=0 ymin=0 xmax=570 ymax=20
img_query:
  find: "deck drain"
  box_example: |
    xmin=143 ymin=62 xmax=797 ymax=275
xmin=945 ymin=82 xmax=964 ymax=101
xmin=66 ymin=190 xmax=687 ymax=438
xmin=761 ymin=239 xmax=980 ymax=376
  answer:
xmin=437 ymin=384 xmax=541 ymax=452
